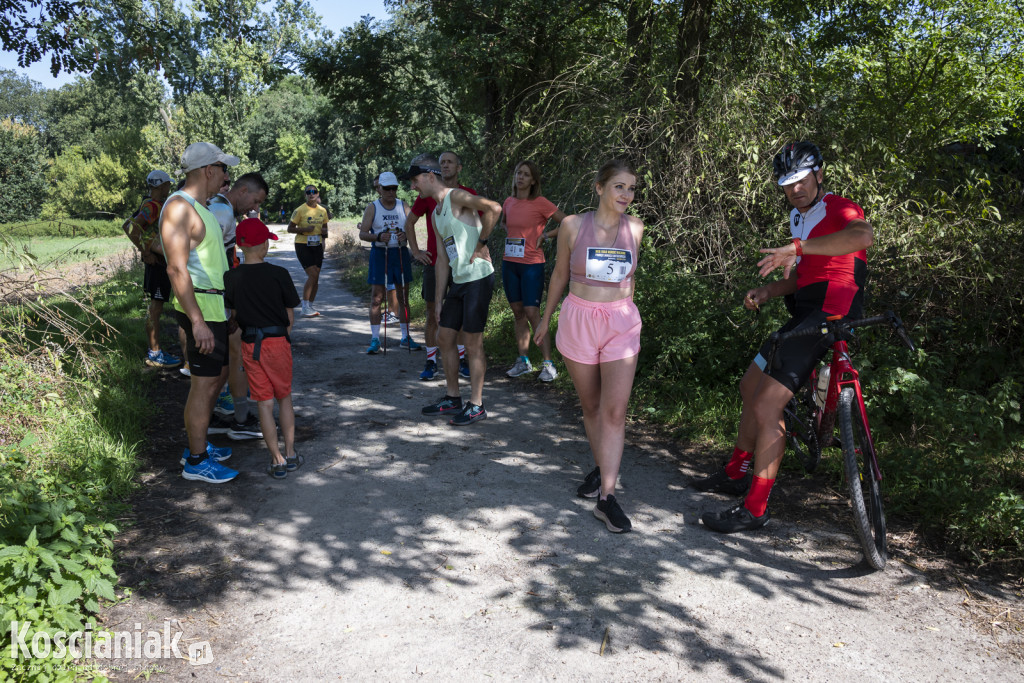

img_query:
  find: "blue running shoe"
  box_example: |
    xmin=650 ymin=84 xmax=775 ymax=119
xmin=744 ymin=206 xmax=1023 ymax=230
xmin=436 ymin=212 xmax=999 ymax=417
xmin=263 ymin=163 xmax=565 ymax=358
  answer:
xmin=400 ymin=336 xmax=422 ymax=351
xmin=146 ymin=349 xmax=183 ymax=368
xmin=420 ymin=359 xmax=438 ymax=381
xmin=459 ymin=358 xmax=470 ymax=378
xmin=179 ymin=442 xmax=233 ymax=466
xmin=182 ymin=456 xmax=239 ymax=484
xmin=214 ymin=390 xmax=234 ymax=417
xmin=367 ymin=337 xmax=381 ymax=354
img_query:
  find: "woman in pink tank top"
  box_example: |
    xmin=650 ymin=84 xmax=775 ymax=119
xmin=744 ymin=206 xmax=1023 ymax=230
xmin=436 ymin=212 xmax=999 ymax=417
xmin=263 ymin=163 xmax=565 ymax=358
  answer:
xmin=535 ymin=160 xmax=644 ymax=534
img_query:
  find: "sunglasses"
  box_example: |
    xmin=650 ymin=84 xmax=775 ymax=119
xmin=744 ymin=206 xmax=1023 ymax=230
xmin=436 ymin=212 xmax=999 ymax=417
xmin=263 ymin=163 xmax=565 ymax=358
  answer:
xmin=305 ymin=189 xmax=318 ymax=195
xmin=210 ymin=163 xmax=229 ymax=172
xmin=381 ymin=186 xmax=398 ymax=191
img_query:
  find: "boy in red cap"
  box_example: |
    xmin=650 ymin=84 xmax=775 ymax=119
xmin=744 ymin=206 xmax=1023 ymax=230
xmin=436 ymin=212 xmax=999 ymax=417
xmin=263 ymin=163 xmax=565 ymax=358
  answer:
xmin=223 ymin=218 xmax=303 ymax=479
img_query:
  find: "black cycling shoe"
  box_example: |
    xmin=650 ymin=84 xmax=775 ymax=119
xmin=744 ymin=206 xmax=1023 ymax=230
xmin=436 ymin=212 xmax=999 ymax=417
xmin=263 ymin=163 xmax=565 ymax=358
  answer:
xmin=701 ymin=503 xmax=770 ymax=533
xmin=690 ymin=467 xmax=750 ymax=495
xmin=594 ymin=494 xmax=632 ymax=533
xmin=577 ymin=467 xmax=601 ymax=498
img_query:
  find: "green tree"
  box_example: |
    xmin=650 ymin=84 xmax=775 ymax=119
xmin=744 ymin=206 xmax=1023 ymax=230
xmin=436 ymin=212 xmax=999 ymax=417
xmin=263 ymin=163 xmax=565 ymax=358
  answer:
xmin=0 ymin=69 xmax=45 ymax=126
xmin=0 ymin=119 xmax=47 ymax=222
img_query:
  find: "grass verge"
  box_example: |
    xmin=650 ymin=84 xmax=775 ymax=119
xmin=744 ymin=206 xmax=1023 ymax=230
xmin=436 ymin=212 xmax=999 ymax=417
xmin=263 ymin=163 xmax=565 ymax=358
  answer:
xmin=0 ymin=261 xmax=152 ymax=682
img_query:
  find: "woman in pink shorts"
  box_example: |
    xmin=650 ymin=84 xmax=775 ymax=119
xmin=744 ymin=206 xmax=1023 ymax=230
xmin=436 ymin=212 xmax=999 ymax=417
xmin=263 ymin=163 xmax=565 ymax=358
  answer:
xmin=535 ymin=159 xmax=643 ymax=533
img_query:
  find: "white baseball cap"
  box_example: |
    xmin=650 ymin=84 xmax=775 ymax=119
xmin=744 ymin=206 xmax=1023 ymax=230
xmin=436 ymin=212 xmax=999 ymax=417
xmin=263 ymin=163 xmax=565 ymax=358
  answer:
xmin=146 ymin=170 xmax=172 ymax=187
xmin=176 ymin=142 xmax=240 ymax=175
xmin=378 ymin=171 xmax=399 ymax=187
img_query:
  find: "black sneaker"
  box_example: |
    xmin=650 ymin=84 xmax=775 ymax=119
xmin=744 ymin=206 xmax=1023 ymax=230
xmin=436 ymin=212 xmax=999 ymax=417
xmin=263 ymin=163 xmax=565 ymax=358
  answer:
xmin=207 ymin=413 xmax=232 ymax=435
xmin=701 ymin=503 xmax=770 ymax=533
xmin=690 ymin=467 xmax=750 ymax=495
xmin=228 ymin=414 xmax=263 ymax=440
xmin=594 ymin=495 xmax=632 ymax=533
xmin=577 ymin=467 xmax=601 ymax=498
xmin=422 ymin=395 xmax=462 ymax=416
xmin=449 ymin=402 xmax=486 ymax=426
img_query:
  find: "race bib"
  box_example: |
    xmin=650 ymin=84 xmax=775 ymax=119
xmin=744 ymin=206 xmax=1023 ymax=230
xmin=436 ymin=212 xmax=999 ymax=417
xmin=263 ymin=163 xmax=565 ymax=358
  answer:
xmin=444 ymin=236 xmax=459 ymax=263
xmin=387 ymin=228 xmax=400 ymax=248
xmin=306 ymin=235 xmax=321 ymax=247
xmin=585 ymin=248 xmax=632 ymax=283
xmin=504 ymin=237 xmax=526 ymax=259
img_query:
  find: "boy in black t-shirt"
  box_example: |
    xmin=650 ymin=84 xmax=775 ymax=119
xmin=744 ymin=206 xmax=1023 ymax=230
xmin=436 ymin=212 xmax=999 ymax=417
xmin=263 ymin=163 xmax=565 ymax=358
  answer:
xmin=224 ymin=218 xmax=302 ymax=479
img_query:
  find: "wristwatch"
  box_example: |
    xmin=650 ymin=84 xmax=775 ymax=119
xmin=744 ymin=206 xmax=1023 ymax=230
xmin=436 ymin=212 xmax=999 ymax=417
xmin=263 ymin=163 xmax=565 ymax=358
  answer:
xmin=478 ymin=237 xmax=488 ymax=245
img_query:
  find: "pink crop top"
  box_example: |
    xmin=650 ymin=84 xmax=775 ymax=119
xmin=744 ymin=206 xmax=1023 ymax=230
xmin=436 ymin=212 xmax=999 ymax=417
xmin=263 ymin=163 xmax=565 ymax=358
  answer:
xmin=569 ymin=212 xmax=638 ymax=288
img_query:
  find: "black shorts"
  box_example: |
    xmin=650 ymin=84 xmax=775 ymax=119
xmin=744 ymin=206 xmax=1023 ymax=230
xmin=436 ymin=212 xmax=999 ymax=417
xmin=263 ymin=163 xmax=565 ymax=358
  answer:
xmin=440 ymin=274 xmax=494 ymax=334
xmin=295 ymin=243 xmax=324 ymax=270
xmin=143 ymin=262 xmax=172 ymax=302
xmin=421 ymin=263 xmax=455 ymax=303
xmin=175 ymin=311 xmax=229 ymax=377
xmin=753 ymin=309 xmax=833 ymax=393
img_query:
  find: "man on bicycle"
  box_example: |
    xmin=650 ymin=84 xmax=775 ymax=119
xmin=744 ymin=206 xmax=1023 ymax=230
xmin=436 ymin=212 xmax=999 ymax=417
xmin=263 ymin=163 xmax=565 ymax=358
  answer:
xmin=694 ymin=141 xmax=874 ymax=533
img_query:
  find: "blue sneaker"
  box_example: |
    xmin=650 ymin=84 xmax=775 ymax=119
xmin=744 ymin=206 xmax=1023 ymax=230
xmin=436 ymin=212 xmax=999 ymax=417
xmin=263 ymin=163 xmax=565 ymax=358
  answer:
xmin=214 ymin=391 xmax=234 ymax=417
xmin=367 ymin=337 xmax=381 ymax=354
xmin=146 ymin=349 xmax=182 ymax=368
xmin=182 ymin=456 xmax=239 ymax=484
xmin=420 ymin=359 xmax=438 ymax=381
xmin=179 ymin=442 xmax=233 ymax=466
xmin=459 ymin=358 xmax=470 ymax=378
xmin=400 ymin=337 xmax=422 ymax=351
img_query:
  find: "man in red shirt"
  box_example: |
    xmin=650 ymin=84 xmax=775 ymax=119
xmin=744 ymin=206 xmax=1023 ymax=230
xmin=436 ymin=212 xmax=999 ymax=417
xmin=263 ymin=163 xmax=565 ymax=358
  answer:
xmin=695 ymin=142 xmax=874 ymax=533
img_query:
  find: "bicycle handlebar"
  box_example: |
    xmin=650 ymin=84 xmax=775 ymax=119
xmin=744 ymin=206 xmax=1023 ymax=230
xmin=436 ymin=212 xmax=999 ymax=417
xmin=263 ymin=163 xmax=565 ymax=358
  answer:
xmin=767 ymin=311 xmax=916 ymax=359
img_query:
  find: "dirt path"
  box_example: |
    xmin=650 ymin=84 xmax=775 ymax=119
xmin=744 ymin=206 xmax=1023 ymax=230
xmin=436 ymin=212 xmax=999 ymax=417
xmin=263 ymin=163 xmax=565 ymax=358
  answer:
xmin=102 ymin=229 xmax=1022 ymax=681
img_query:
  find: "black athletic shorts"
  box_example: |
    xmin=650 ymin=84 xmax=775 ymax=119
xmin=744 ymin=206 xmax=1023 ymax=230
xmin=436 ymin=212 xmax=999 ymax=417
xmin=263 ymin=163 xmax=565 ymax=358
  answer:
xmin=439 ymin=274 xmax=494 ymax=334
xmin=143 ymin=262 xmax=172 ymax=302
xmin=753 ymin=309 xmax=833 ymax=393
xmin=295 ymin=243 xmax=324 ymax=270
xmin=175 ymin=311 xmax=229 ymax=377
xmin=422 ymin=263 xmax=456 ymax=303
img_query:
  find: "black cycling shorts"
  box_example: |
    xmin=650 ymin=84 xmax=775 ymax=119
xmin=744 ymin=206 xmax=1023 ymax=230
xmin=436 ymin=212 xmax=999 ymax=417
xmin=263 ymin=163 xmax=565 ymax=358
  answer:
xmin=753 ymin=309 xmax=833 ymax=394
xmin=176 ymin=311 xmax=229 ymax=377
xmin=295 ymin=243 xmax=324 ymax=270
xmin=143 ymin=262 xmax=172 ymax=302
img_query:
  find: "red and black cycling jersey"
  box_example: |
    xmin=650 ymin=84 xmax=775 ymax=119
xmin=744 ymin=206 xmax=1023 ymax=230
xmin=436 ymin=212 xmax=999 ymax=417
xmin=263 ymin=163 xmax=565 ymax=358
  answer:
xmin=789 ymin=193 xmax=867 ymax=318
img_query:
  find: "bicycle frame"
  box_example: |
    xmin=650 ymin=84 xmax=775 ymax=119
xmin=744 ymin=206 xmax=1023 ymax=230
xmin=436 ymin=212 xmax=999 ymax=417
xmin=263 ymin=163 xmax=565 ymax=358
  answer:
xmin=817 ymin=339 xmax=881 ymax=483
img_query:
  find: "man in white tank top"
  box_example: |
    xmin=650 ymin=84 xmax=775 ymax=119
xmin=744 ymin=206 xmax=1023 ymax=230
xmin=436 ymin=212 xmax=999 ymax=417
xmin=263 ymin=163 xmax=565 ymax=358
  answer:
xmin=356 ymin=171 xmax=421 ymax=353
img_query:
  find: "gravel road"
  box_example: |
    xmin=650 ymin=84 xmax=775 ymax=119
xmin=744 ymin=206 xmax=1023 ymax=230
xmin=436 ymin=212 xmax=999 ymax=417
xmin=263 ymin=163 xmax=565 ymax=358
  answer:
xmin=101 ymin=228 xmax=1022 ymax=682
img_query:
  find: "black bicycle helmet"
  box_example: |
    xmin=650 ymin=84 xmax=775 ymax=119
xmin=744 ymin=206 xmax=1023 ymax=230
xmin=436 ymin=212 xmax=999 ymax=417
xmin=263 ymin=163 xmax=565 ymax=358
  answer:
xmin=773 ymin=141 xmax=823 ymax=186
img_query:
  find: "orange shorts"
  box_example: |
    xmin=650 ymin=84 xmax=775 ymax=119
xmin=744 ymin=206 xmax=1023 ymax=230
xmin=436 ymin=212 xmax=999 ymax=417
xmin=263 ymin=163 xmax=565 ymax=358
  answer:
xmin=555 ymin=293 xmax=641 ymax=365
xmin=241 ymin=336 xmax=293 ymax=401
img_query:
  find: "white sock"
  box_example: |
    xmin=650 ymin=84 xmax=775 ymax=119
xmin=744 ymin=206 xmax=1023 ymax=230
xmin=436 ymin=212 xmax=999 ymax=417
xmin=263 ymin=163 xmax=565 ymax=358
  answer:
xmin=371 ymin=325 xmax=380 ymax=338
xmin=458 ymin=345 xmax=466 ymax=359
xmin=401 ymin=324 xmax=409 ymax=337
xmin=426 ymin=346 xmax=438 ymax=361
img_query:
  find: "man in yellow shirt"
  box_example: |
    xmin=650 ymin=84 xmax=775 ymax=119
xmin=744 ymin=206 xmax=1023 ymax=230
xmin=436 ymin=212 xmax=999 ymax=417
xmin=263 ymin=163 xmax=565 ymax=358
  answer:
xmin=287 ymin=185 xmax=329 ymax=317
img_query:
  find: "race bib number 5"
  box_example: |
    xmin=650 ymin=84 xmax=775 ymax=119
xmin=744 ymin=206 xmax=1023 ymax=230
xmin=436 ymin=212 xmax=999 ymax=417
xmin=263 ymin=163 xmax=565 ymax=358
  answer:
xmin=504 ymin=237 xmax=525 ymax=259
xmin=444 ymin=236 xmax=459 ymax=263
xmin=585 ymin=248 xmax=632 ymax=283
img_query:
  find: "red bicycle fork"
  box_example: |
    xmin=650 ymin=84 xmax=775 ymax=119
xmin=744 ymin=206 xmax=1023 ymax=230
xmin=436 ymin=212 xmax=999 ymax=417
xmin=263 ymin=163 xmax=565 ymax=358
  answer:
xmin=821 ymin=340 xmax=882 ymax=483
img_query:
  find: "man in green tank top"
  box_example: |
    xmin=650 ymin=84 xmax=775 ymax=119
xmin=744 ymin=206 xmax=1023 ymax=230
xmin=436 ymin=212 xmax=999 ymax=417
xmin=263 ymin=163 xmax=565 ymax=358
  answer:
xmin=401 ymin=154 xmax=502 ymax=426
xmin=160 ymin=142 xmax=240 ymax=484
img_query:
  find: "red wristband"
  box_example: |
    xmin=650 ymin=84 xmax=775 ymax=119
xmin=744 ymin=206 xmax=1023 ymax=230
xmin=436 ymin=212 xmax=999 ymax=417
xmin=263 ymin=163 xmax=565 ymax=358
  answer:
xmin=792 ymin=238 xmax=803 ymax=257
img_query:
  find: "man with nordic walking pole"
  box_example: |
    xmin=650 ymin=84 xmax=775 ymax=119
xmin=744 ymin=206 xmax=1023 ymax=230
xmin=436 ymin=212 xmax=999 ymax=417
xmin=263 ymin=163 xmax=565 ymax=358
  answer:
xmin=357 ymin=171 xmax=421 ymax=354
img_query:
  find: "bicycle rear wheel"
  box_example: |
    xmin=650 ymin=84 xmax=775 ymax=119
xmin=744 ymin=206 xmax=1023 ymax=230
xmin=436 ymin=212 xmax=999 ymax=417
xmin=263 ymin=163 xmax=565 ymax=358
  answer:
xmin=838 ymin=387 xmax=887 ymax=569
xmin=784 ymin=390 xmax=821 ymax=472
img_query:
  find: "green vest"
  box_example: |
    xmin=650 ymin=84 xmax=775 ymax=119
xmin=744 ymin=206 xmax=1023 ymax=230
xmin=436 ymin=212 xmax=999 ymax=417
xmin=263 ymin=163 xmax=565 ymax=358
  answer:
xmin=433 ymin=190 xmax=494 ymax=284
xmin=161 ymin=190 xmax=229 ymax=322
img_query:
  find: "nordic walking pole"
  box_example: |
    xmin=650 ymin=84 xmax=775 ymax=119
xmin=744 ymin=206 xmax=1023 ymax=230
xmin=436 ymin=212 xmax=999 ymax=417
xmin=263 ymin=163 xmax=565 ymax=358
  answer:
xmin=382 ymin=241 xmax=388 ymax=356
xmin=398 ymin=240 xmax=411 ymax=355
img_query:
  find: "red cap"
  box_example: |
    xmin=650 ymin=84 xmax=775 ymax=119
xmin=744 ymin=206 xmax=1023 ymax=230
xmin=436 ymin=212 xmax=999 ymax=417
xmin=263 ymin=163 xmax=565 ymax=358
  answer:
xmin=236 ymin=218 xmax=279 ymax=247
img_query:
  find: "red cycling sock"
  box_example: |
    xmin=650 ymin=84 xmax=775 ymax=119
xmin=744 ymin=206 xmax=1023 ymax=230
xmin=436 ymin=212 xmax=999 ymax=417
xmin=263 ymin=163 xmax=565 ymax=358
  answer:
xmin=724 ymin=447 xmax=753 ymax=479
xmin=743 ymin=476 xmax=775 ymax=517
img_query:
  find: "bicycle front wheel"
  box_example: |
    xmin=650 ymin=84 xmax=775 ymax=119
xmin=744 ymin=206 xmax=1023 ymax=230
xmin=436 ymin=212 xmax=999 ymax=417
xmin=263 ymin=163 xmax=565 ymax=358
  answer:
xmin=838 ymin=387 xmax=887 ymax=569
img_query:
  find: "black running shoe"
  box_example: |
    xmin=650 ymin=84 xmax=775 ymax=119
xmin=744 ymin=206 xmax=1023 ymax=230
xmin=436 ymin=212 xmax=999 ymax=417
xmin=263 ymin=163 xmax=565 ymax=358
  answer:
xmin=690 ymin=467 xmax=750 ymax=495
xmin=207 ymin=413 xmax=232 ymax=435
xmin=422 ymin=395 xmax=462 ymax=416
xmin=449 ymin=402 xmax=486 ymax=426
xmin=594 ymin=494 xmax=632 ymax=533
xmin=701 ymin=503 xmax=770 ymax=533
xmin=227 ymin=413 xmax=263 ymax=440
xmin=577 ymin=467 xmax=601 ymax=498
